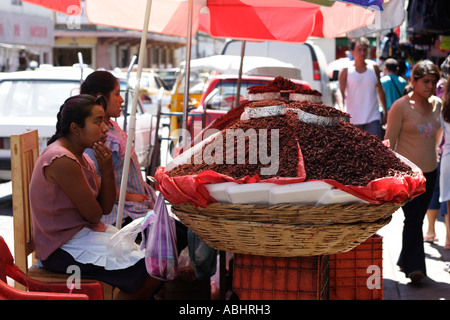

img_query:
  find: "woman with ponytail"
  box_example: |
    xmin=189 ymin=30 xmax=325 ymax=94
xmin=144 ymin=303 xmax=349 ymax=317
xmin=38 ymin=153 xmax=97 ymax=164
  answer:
xmin=81 ymin=70 xmax=187 ymax=253
xmin=29 ymin=94 xmax=160 ymax=299
xmin=80 ymin=71 xmax=157 ymax=227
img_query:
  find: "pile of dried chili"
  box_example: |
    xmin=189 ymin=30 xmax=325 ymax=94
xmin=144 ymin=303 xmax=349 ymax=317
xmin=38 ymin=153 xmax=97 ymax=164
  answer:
xmin=168 ymin=111 xmax=413 ymax=187
xmin=287 ymin=101 xmax=350 ymax=118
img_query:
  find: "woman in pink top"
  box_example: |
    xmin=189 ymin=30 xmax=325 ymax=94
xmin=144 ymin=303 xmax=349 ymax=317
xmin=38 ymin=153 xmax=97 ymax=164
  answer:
xmin=384 ymin=60 xmax=442 ymax=283
xmin=29 ymin=94 xmax=160 ymax=299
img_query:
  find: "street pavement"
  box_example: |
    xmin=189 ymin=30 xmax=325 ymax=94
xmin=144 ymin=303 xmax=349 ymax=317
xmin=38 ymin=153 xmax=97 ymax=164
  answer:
xmin=378 ymin=206 xmax=450 ymax=300
xmin=1 ymin=179 xmax=450 ymax=300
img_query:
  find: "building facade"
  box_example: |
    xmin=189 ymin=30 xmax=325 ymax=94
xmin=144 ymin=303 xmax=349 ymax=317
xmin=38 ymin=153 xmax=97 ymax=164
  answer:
xmin=53 ymin=2 xmax=186 ymax=70
xmin=0 ymin=0 xmax=54 ymax=71
xmin=0 ymin=0 xmax=189 ymax=71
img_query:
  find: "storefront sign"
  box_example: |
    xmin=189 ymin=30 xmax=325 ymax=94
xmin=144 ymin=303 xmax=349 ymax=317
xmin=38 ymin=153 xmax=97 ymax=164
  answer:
xmin=0 ymin=12 xmax=54 ymax=46
xmin=55 ymin=1 xmax=90 ymax=28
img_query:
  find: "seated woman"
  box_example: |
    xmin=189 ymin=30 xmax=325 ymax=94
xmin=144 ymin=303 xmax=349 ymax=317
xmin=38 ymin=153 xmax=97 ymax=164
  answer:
xmin=29 ymin=94 xmax=160 ymax=299
xmin=81 ymin=70 xmax=157 ymax=227
xmin=81 ymin=70 xmax=187 ymax=253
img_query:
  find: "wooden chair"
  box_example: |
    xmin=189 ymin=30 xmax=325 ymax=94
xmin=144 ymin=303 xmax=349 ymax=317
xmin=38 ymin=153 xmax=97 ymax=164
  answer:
xmin=10 ymin=130 xmax=115 ymax=299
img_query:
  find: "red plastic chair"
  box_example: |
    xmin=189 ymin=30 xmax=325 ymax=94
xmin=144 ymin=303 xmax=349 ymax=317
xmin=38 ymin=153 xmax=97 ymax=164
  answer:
xmin=0 ymin=236 xmax=104 ymax=300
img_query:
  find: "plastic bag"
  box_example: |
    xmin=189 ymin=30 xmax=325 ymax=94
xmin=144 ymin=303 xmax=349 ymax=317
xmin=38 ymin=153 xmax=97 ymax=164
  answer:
xmin=106 ymin=217 xmax=145 ymax=259
xmin=141 ymin=194 xmax=178 ymax=281
xmin=187 ymin=229 xmax=217 ymax=280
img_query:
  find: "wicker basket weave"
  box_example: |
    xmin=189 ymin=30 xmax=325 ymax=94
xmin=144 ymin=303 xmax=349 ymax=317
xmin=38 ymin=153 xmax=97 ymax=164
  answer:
xmin=171 ymin=201 xmax=404 ymax=257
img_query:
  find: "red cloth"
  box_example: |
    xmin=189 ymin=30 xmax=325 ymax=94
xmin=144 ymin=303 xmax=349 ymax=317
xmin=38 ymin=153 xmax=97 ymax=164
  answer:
xmin=155 ymin=167 xmax=425 ymax=207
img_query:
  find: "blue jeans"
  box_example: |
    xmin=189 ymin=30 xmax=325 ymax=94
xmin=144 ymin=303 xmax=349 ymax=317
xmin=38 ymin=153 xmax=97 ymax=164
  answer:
xmin=355 ymin=120 xmax=383 ymax=140
xmin=397 ymin=169 xmax=437 ymax=276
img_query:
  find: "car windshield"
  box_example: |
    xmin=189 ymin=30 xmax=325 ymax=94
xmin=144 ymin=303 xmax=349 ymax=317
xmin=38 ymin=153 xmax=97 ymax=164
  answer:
xmin=126 ymin=74 xmax=170 ymax=91
xmin=205 ymin=80 xmax=269 ymax=111
xmin=0 ymin=79 xmax=80 ymax=117
xmin=178 ymin=68 xmax=211 ymax=95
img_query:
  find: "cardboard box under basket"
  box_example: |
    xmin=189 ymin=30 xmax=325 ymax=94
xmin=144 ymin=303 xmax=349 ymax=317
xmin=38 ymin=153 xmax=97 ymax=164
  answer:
xmin=232 ymin=254 xmax=329 ymax=300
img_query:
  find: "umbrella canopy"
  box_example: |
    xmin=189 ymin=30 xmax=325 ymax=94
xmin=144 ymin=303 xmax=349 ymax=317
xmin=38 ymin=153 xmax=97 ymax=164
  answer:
xmin=347 ymin=0 xmax=405 ymax=38
xmin=331 ymin=0 xmax=385 ymax=11
xmin=96 ymin=0 xmax=375 ymax=43
xmin=23 ymin=0 xmax=376 ymax=43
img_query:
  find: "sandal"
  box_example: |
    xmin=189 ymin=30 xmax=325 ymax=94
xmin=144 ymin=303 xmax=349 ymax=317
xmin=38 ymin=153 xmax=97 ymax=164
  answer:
xmin=445 ymin=264 xmax=450 ymax=273
xmin=424 ymin=235 xmax=439 ymax=243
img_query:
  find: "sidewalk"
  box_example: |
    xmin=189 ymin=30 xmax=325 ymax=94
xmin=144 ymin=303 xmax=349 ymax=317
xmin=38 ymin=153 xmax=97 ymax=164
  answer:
xmin=379 ymin=207 xmax=450 ymax=300
xmin=1 ymin=178 xmax=450 ymax=300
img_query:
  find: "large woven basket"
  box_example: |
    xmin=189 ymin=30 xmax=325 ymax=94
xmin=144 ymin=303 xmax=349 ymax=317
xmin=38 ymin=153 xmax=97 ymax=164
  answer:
xmin=171 ymin=201 xmax=404 ymax=257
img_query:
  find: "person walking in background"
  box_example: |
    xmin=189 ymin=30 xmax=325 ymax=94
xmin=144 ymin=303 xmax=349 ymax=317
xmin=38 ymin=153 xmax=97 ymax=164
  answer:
xmin=338 ymin=37 xmax=387 ymax=139
xmin=425 ymin=55 xmax=450 ymax=245
xmin=381 ymin=58 xmax=407 ymax=112
xmin=384 ymin=60 xmax=442 ymax=283
xmin=437 ymin=56 xmax=450 ymax=99
xmin=439 ymin=62 xmax=450 ymax=252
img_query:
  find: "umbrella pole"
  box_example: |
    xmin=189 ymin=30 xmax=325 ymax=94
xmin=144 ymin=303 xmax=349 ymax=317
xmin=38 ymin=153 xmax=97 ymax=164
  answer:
xmin=116 ymin=0 xmax=153 ymax=229
xmin=235 ymin=40 xmax=246 ymax=108
xmin=180 ymin=0 xmax=194 ymax=147
xmin=123 ymin=55 xmax=138 ymax=132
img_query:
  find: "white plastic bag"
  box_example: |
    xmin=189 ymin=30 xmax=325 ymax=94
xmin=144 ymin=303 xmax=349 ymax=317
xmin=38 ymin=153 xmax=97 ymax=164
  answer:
xmin=106 ymin=217 xmax=146 ymax=258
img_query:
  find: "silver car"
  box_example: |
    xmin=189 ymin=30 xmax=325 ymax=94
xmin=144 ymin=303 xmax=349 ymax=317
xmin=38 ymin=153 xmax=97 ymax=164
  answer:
xmin=0 ymin=66 xmax=159 ymax=180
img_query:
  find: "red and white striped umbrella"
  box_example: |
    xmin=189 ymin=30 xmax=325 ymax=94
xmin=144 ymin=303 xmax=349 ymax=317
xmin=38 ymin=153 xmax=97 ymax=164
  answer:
xmin=23 ymin=0 xmax=377 ymax=42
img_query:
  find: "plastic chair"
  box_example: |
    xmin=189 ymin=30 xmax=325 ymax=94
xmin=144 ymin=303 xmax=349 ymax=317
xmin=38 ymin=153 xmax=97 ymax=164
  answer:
xmin=0 ymin=236 xmax=103 ymax=300
xmin=10 ymin=130 xmax=115 ymax=299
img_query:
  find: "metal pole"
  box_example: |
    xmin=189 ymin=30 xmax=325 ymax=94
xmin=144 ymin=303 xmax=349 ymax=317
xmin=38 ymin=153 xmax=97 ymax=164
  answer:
xmin=235 ymin=40 xmax=246 ymax=108
xmin=123 ymin=55 xmax=138 ymax=132
xmin=116 ymin=0 xmax=152 ymax=229
xmin=77 ymin=52 xmax=84 ymax=85
xmin=180 ymin=0 xmax=194 ymax=147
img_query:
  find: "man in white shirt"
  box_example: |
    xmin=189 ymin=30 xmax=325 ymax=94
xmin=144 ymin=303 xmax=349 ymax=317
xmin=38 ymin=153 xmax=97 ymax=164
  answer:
xmin=338 ymin=37 xmax=387 ymax=139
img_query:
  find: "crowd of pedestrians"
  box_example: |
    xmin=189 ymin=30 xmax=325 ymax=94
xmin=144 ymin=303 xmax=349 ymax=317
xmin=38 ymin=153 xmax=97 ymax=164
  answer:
xmin=339 ymin=37 xmax=450 ymax=284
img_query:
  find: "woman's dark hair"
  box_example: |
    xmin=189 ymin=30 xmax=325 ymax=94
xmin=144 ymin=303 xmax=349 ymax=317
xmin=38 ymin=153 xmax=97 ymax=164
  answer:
xmin=442 ymin=79 xmax=450 ymax=122
xmin=383 ymin=58 xmax=399 ymax=74
xmin=47 ymin=94 xmax=107 ymax=145
xmin=80 ymin=70 xmax=118 ymax=97
xmin=412 ymin=59 xmax=440 ymax=82
xmin=440 ymin=55 xmax=450 ymax=81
